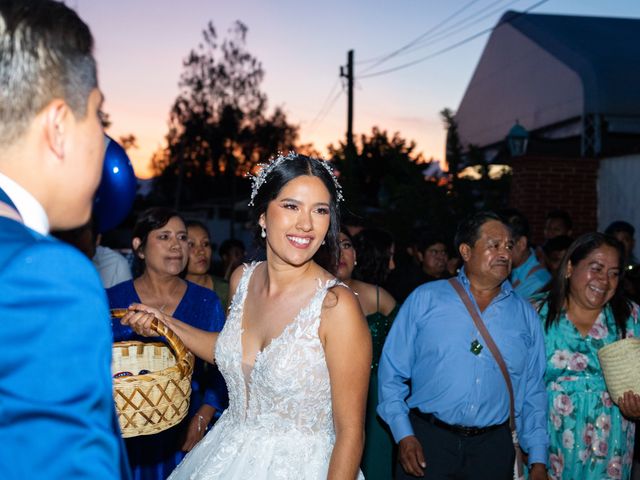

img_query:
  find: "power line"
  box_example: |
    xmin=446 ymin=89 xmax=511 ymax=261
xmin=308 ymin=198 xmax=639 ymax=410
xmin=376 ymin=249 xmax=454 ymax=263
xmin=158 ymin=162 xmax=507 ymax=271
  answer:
xmin=307 ymin=79 xmax=342 ymax=130
xmin=358 ymin=0 xmax=550 ymax=80
xmin=306 ymin=87 xmax=345 ymax=135
xmin=357 ymin=0 xmax=514 ymax=68
xmin=395 ymin=0 xmax=524 ymax=58
xmin=359 ymin=0 xmax=483 ymax=73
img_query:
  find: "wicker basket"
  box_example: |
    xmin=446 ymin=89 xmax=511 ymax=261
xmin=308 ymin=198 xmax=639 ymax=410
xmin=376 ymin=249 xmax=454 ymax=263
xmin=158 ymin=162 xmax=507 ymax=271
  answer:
xmin=598 ymin=337 xmax=640 ymax=403
xmin=111 ymin=310 xmax=194 ymax=438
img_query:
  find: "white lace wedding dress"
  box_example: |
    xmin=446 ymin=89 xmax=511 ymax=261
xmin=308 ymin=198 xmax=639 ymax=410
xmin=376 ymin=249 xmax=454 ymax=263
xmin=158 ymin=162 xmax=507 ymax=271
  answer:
xmin=169 ymin=262 xmax=364 ymax=479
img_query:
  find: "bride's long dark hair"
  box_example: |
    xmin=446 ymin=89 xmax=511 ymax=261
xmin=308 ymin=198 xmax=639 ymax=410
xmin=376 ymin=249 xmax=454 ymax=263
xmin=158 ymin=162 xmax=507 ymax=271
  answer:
xmin=250 ymin=154 xmax=342 ymax=268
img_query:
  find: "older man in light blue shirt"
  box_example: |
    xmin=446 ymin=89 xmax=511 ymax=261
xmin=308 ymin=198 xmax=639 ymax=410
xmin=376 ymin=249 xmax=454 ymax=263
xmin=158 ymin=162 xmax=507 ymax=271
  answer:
xmin=378 ymin=211 xmax=548 ymax=480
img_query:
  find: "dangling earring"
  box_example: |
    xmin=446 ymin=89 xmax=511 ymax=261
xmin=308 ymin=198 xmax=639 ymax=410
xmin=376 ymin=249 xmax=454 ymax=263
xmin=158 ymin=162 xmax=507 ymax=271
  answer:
xmin=261 ymin=226 xmax=266 ymax=238
xmin=321 ymin=239 xmax=326 ymax=245
xmin=354 ymin=260 xmax=358 ymax=266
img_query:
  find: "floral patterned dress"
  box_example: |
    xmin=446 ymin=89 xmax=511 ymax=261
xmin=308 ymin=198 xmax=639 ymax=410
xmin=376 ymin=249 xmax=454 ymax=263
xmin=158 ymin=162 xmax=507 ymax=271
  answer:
xmin=539 ymin=300 xmax=639 ymax=480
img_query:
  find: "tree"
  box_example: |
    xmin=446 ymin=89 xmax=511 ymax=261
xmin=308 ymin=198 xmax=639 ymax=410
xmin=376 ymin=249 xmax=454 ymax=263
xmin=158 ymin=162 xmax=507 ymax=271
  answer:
xmin=118 ymin=134 xmax=138 ymax=151
xmin=152 ymin=21 xmax=299 ymax=208
xmin=329 ymin=127 xmax=449 ymax=245
xmin=440 ymin=107 xmax=510 ymax=214
xmin=440 ymin=108 xmax=463 ymax=183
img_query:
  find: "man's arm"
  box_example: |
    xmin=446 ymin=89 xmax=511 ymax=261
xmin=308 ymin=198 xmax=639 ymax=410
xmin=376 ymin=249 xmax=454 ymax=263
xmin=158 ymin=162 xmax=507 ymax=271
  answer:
xmin=517 ymin=306 xmax=549 ymax=468
xmin=378 ymin=291 xmax=430 ymax=476
xmin=0 ymin=241 xmax=123 ymax=479
xmin=377 ymin=292 xmax=420 ymax=442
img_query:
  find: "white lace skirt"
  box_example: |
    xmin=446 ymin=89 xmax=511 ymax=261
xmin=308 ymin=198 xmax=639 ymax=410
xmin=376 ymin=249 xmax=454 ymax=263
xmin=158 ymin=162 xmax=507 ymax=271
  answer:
xmin=168 ymin=413 xmax=364 ymax=479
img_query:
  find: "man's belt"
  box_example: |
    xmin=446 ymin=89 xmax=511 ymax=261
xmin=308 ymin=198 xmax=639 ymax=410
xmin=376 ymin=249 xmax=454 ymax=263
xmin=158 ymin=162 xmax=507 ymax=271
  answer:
xmin=410 ymin=409 xmax=508 ymax=437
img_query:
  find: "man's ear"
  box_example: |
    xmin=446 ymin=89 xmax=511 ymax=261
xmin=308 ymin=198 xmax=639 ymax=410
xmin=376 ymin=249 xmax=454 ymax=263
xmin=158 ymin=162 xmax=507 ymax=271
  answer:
xmin=42 ymin=99 xmax=69 ymax=160
xmin=459 ymin=243 xmax=471 ymax=262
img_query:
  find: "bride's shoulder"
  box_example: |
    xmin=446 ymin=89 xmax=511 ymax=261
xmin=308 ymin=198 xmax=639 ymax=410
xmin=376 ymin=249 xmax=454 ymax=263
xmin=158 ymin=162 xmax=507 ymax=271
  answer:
xmin=229 ymin=261 xmax=261 ymax=296
xmin=319 ymin=283 xmax=368 ymax=348
xmin=321 ymin=282 xmax=363 ymax=322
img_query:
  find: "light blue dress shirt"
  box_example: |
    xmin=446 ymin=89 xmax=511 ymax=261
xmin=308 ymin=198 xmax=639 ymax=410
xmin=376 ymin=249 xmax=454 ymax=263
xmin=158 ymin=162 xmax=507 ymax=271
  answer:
xmin=377 ymin=268 xmax=549 ymax=466
xmin=511 ymin=248 xmax=551 ymax=300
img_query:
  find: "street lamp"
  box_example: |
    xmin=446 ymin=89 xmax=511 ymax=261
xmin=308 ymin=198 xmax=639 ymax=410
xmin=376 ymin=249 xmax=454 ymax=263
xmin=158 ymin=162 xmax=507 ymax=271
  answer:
xmin=506 ymin=121 xmax=529 ymax=157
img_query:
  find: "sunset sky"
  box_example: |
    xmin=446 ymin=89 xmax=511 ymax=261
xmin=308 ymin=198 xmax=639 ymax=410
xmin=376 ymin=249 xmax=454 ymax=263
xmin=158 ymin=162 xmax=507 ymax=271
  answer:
xmin=72 ymin=0 xmax=640 ymax=178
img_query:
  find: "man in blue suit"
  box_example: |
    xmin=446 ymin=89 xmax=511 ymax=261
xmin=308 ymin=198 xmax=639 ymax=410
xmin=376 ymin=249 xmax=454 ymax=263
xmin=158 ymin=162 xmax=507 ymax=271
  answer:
xmin=0 ymin=1 xmax=130 ymax=478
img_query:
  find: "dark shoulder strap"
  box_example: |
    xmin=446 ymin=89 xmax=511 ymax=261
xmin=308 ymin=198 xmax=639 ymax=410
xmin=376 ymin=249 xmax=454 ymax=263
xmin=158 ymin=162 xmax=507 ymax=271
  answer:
xmin=448 ymin=278 xmax=515 ymax=431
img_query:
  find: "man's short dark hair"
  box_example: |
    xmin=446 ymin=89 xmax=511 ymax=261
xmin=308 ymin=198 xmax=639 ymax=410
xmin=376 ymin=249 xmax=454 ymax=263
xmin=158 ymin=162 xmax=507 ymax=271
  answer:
xmin=0 ymin=0 xmax=97 ymax=145
xmin=454 ymin=211 xmax=506 ymax=250
xmin=546 ymin=209 xmax=573 ymax=230
xmin=499 ymin=208 xmax=530 ymax=240
xmin=605 ymin=220 xmax=635 ymax=237
xmin=417 ymin=230 xmax=448 ymax=254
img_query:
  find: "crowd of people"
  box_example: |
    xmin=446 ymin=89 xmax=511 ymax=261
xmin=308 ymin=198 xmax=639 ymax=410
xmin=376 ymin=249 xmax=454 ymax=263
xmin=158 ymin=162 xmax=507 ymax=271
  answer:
xmin=4 ymin=1 xmax=640 ymax=480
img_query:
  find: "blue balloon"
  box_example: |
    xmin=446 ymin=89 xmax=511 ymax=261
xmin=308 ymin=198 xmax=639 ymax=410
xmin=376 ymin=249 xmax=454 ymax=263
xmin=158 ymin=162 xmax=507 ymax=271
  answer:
xmin=94 ymin=135 xmax=137 ymax=233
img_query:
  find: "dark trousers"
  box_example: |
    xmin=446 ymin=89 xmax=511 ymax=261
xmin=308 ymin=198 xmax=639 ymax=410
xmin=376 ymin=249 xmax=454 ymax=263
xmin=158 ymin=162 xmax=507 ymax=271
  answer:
xmin=395 ymin=411 xmax=515 ymax=480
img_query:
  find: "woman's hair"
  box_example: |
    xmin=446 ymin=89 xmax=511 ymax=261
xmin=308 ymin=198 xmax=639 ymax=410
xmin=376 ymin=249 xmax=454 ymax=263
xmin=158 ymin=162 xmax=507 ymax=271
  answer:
xmin=315 ymin=225 xmax=353 ymax=276
xmin=131 ymin=207 xmax=185 ymax=277
xmin=540 ymin=232 xmax=631 ymax=336
xmin=352 ymin=227 xmax=394 ymax=285
xmin=250 ymin=154 xmax=341 ymax=269
xmin=185 ymin=219 xmax=210 ymax=237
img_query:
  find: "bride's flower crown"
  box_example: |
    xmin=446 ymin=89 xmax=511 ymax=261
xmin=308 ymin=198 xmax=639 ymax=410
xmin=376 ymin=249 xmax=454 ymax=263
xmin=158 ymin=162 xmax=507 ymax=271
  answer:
xmin=247 ymin=152 xmax=344 ymax=207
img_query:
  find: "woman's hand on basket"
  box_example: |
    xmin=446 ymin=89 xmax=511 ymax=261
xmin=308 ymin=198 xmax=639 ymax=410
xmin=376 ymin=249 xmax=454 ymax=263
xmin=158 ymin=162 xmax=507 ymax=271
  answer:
xmin=618 ymin=391 xmax=640 ymax=419
xmin=120 ymin=303 xmax=166 ymax=337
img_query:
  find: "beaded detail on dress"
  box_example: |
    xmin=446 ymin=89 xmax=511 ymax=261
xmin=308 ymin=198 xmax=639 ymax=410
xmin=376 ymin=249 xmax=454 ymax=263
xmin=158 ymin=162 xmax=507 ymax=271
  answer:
xmin=168 ymin=262 xmax=364 ymax=479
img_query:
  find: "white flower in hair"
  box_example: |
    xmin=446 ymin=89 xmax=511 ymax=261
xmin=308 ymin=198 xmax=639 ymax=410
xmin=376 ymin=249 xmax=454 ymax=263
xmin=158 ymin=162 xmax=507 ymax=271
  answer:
xmin=247 ymin=152 xmax=344 ymax=206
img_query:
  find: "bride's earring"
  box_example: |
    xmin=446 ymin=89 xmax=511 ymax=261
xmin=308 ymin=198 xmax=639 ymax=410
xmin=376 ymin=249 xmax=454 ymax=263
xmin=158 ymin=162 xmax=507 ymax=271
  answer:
xmin=261 ymin=226 xmax=266 ymax=238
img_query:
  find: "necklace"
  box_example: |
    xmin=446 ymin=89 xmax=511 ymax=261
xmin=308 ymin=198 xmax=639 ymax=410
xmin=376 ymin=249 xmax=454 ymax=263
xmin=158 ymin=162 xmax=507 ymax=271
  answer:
xmin=137 ymin=276 xmax=182 ymax=313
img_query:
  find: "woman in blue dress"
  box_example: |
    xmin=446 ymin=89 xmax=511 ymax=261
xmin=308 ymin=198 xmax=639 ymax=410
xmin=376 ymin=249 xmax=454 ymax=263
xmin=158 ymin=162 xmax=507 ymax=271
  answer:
xmin=536 ymin=232 xmax=640 ymax=480
xmin=108 ymin=207 xmax=226 ymax=479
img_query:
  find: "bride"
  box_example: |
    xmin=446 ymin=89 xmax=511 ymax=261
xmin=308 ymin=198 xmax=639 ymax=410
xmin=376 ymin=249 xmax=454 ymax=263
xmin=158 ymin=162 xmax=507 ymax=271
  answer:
xmin=122 ymin=153 xmax=371 ymax=479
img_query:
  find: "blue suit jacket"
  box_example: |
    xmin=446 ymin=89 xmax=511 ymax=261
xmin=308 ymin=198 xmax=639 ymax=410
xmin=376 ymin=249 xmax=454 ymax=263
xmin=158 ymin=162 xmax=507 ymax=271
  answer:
xmin=0 ymin=187 xmax=130 ymax=479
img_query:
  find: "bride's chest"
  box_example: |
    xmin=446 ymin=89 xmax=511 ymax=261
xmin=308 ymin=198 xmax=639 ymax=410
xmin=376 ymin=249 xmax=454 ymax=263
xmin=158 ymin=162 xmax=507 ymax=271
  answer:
xmin=221 ymin=320 xmax=329 ymax=390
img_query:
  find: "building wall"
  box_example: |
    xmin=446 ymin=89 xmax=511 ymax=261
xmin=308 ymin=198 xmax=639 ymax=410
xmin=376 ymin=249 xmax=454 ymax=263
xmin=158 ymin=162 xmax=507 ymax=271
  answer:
xmin=508 ymin=156 xmax=598 ymax=245
xmin=456 ymin=23 xmax=583 ymax=149
xmin=598 ymin=154 xmax=640 ymax=259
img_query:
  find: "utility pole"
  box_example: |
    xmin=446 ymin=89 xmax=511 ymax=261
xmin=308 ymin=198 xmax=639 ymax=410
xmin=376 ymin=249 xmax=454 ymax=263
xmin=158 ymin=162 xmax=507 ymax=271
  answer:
xmin=340 ymin=50 xmax=354 ymax=153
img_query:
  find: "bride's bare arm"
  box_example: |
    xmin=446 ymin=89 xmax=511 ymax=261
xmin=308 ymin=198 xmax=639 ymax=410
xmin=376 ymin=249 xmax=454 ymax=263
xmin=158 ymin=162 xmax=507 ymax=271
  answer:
xmin=120 ymin=306 xmax=219 ymax=364
xmin=321 ymin=285 xmax=372 ymax=480
xmin=120 ymin=265 xmax=246 ymax=364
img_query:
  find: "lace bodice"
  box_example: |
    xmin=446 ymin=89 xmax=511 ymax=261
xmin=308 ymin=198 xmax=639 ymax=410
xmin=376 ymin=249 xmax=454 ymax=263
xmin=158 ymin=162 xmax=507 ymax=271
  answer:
xmin=215 ymin=262 xmax=337 ymax=437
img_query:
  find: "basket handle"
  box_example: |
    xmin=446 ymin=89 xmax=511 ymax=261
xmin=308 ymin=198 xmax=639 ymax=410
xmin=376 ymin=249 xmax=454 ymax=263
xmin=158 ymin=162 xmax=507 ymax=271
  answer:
xmin=149 ymin=317 xmax=193 ymax=376
xmin=111 ymin=308 xmax=193 ymax=376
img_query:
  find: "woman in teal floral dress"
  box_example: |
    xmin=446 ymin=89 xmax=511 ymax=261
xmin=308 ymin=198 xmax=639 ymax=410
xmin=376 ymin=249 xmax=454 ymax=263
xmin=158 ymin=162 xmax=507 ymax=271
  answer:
xmin=537 ymin=233 xmax=640 ymax=480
